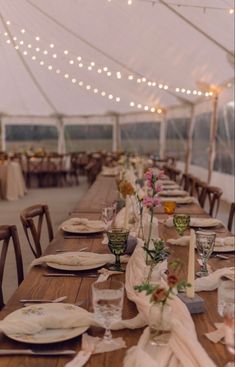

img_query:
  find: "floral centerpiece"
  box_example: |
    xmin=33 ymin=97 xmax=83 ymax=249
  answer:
xmin=118 ymin=179 xmax=135 ymax=229
xmin=143 ymin=239 xmax=170 ymax=283
xmin=135 ymin=186 xmax=145 ymax=238
xmin=135 ymin=260 xmax=191 ymax=345
xmin=142 ymin=169 xmax=164 ymax=261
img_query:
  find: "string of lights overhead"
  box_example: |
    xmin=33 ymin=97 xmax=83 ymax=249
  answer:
xmin=107 ymin=0 xmax=234 ymax=14
xmin=1 ymin=20 xmax=167 ymax=113
xmin=0 ymin=17 xmax=213 ymax=101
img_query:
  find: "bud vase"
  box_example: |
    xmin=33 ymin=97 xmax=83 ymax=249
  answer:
xmin=148 ymin=303 xmax=172 ymax=346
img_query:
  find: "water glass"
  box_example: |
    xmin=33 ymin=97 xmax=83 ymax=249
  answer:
xmin=92 ymin=280 xmax=124 ymax=343
xmin=218 ymin=277 xmax=235 ymax=316
xmin=173 ymin=214 xmax=190 ymax=236
xmin=195 ymin=230 xmax=216 ymax=277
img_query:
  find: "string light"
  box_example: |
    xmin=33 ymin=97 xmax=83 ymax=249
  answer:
xmin=1 ymin=20 xmax=210 ymax=98
xmin=1 ymin=20 xmax=212 ymax=113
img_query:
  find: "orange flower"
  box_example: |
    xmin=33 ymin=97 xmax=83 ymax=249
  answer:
xmin=167 ymin=274 xmax=179 ymax=287
xmin=118 ymin=180 xmax=135 ymax=198
xmin=151 ymin=288 xmax=167 ymax=303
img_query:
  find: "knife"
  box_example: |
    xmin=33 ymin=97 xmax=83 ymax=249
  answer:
xmin=43 ymin=273 xmax=98 ymax=278
xmin=0 ymin=349 xmax=76 ymax=356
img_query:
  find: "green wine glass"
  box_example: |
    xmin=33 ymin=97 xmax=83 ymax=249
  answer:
xmin=107 ymin=228 xmax=129 ymax=272
xmin=173 ymin=214 xmax=190 ymax=236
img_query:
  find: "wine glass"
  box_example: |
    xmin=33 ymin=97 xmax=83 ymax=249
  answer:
xmin=107 ymin=228 xmax=129 ymax=271
xmin=173 ymin=214 xmax=190 ymax=236
xmin=92 ymin=280 xmax=124 ymax=343
xmin=101 ymin=203 xmax=116 ymax=230
xmin=195 ymin=230 xmax=216 ymax=277
xmin=224 ymin=303 xmax=235 ymax=367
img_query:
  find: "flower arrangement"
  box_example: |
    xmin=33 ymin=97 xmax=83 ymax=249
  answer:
xmin=142 ymin=170 xmax=163 ymax=258
xmin=135 ymin=187 xmax=145 ymax=238
xmin=118 ymin=179 xmax=135 ymax=199
xmin=134 ymin=259 xmax=191 ymax=306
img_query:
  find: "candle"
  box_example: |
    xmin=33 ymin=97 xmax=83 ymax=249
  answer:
xmin=123 ymin=196 xmax=130 ymax=229
xmin=186 ymin=229 xmax=195 ymax=298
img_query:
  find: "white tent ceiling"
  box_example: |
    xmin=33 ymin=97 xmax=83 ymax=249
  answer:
xmin=0 ymin=0 xmax=234 ymax=118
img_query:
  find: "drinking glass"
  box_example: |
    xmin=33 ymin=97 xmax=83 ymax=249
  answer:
xmin=101 ymin=203 xmax=116 ymax=230
xmin=92 ymin=280 xmax=124 ymax=343
xmin=218 ymin=277 xmax=235 ymax=316
xmin=107 ymin=228 xmax=129 ymax=271
xmin=173 ymin=214 xmax=190 ymax=236
xmin=224 ymin=303 xmax=235 ymax=367
xmin=195 ymin=230 xmax=216 ymax=277
xmin=164 ymin=201 xmax=176 ymax=215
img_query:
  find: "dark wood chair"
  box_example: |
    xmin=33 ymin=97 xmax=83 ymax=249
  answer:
xmin=192 ymin=178 xmax=207 ymax=206
xmin=0 ymin=225 xmax=24 ymax=309
xmin=20 ymin=204 xmax=54 ymax=258
xmin=228 ymin=202 xmax=235 ymax=233
xmin=201 ymin=186 xmax=223 ymax=217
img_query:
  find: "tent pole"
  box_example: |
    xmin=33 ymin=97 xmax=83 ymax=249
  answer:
xmin=185 ymin=105 xmax=196 ymax=174
xmin=0 ymin=118 xmax=6 ymax=152
xmin=207 ymin=94 xmax=219 ymax=184
xmin=57 ymin=117 xmax=66 ymax=154
xmin=159 ymin=114 xmax=166 ymax=159
xmin=112 ymin=115 xmax=120 ymax=152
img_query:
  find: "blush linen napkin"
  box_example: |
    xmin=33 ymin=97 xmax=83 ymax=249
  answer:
xmin=161 ymin=216 xmax=223 ymax=228
xmin=122 ymin=239 xmax=217 ymax=367
xmin=29 ymin=252 xmax=129 ymax=269
xmin=159 ymin=196 xmax=194 ymax=204
xmin=159 ymin=189 xmax=188 ymax=197
xmin=167 ymin=235 xmax=235 ymax=248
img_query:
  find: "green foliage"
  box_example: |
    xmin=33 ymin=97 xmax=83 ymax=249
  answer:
xmin=134 ymin=283 xmax=156 ymax=295
xmin=143 ymin=239 xmax=170 ymax=264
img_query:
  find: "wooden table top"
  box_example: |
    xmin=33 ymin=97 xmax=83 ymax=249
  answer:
xmin=0 ymin=176 xmax=234 ymax=367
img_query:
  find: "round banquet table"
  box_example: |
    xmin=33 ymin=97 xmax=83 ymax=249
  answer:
xmin=0 ymin=161 xmax=27 ymax=201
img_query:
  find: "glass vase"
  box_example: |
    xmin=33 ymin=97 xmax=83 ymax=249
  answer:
xmin=148 ymin=303 xmax=172 ymax=346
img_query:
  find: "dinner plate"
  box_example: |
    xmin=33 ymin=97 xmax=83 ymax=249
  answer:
xmin=3 ymin=303 xmax=89 ymax=344
xmin=46 ymin=261 xmax=106 ymax=271
xmin=61 ymin=218 xmax=105 ymax=234
xmin=212 ymin=245 xmax=235 ymax=253
xmin=160 ymin=196 xmax=194 ymax=204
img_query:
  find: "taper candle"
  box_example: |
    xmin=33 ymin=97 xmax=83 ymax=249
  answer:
xmin=186 ymin=229 xmax=195 ymax=298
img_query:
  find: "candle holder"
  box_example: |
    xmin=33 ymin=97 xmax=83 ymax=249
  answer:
xmin=177 ymin=293 xmax=205 ymax=314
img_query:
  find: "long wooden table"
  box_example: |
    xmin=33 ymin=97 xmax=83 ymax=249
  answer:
xmin=0 ymin=175 xmax=234 ymax=366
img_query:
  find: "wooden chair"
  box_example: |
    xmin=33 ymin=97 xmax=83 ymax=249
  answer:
xmin=192 ymin=178 xmax=207 ymax=205
xmin=20 ymin=204 xmax=54 ymax=258
xmin=0 ymin=225 xmax=24 ymax=309
xmin=228 ymin=202 xmax=235 ymax=232
xmin=201 ymin=186 xmax=223 ymax=217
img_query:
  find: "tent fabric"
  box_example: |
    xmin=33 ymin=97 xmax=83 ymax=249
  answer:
xmin=0 ymin=0 xmax=234 ymax=117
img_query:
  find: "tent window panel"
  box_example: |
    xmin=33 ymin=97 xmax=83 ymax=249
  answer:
xmin=5 ymin=125 xmax=58 ymax=152
xmin=120 ymin=122 xmax=160 ymax=154
xmin=64 ymin=124 xmax=113 ymax=152
xmin=191 ymin=113 xmax=211 ymax=169
xmin=214 ymin=106 xmax=235 ymax=175
xmin=165 ymin=118 xmax=189 ymax=160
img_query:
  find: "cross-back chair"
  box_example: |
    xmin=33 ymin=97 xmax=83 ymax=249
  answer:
xmin=20 ymin=204 xmax=54 ymax=258
xmin=0 ymin=225 xmax=24 ymax=309
xmin=201 ymin=186 xmax=223 ymax=217
xmin=228 ymin=202 xmax=235 ymax=233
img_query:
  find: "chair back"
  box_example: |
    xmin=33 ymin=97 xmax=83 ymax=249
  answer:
xmin=228 ymin=202 xmax=235 ymax=233
xmin=0 ymin=225 xmax=24 ymax=309
xmin=193 ymin=178 xmax=207 ymax=206
xmin=202 ymin=186 xmax=223 ymax=217
xmin=20 ymin=204 xmax=54 ymax=258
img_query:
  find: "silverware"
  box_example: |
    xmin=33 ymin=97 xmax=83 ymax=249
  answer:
xmin=56 ymin=247 xmax=88 ymax=253
xmin=20 ymin=296 xmax=67 ymax=304
xmin=0 ymin=349 xmax=76 ymax=356
xmin=213 ymin=254 xmax=230 ymax=260
xmin=43 ymin=273 xmax=98 ymax=278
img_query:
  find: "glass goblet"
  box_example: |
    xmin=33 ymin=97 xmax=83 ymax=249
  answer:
xmin=173 ymin=214 xmax=190 ymax=236
xmin=195 ymin=230 xmax=216 ymax=277
xmin=224 ymin=303 xmax=235 ymax=367
xmin=92 ymin=280 xmax=124 ymax=343
xmin=164 ymin=201 xmax=176 ymax=215
xmin=107 ymin=228 xmax=129 ymax=271
xmin=101 ymin=204 xmax=116 ymax=230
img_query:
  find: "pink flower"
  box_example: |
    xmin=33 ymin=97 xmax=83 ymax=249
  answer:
xmin=143 ymin=196 xmax=154 ymax=208
xmin=157 ymin=170 xmax=165 ymax=180
xmin=155 ymin=183 xmax=162 ymax=193
xmin=145 ymin=170 xmax=153 ymax=182
xmin=153 ymin=196 xmax=161 ymax=207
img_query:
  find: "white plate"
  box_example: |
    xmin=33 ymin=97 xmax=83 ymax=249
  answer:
xmin=61 ymin=218 xmax=105 ymax=234
xmin=160 ymin=196 xmax=194 ymax=204
xmin=3 ymin=303 xmax=89 ymax=344
xmin=213 ymin=245 xmax=235 ymax=253
xmin=46 ymin=261 xmax=106 ymax=271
